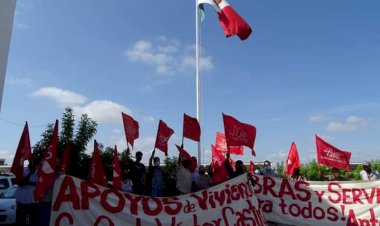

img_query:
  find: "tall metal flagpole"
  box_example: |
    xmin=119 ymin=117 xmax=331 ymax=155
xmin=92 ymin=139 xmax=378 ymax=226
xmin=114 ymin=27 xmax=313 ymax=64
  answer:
xmin=195 ymin=0 xmax=202 ymax=164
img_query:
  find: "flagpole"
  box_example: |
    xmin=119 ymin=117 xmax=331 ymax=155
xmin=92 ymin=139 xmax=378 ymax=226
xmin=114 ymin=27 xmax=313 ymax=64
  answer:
xmin=195 ymin=0 xmax=202 ymax=164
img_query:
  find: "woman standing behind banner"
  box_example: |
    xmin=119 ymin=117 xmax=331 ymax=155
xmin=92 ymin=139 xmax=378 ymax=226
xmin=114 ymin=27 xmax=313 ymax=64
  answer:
xmin=176 ymin=150 xmax=192 ymax=195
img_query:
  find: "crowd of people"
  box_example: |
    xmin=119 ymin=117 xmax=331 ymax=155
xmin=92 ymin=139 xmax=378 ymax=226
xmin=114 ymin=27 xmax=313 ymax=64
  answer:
xmin=14 ymin=150 xmax=380 ymax=226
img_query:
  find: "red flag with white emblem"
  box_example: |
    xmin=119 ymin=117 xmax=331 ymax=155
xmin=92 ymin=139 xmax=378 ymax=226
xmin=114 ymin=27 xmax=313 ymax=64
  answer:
xmin=154 ymin=120 xmax=174 ymax=156
xmin=11 ymin=122 xmax=32 ymax=185
xmin=34 ymin=120 xmax=59 ymax=200
xmin=122 ymin=112 xmax=139 ymax=148
xmin=222 ymin=113 xmax=256 ymax=156
xmin=285 ymin=142 xmax=301 ymax=175
xmin=315 ymin=135 xmax=351 ymax=171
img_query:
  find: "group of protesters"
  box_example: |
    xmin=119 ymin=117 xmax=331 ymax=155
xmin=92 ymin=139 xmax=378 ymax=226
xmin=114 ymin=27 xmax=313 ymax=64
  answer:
xmin=119 ymin=149 xmax=256 ymax=197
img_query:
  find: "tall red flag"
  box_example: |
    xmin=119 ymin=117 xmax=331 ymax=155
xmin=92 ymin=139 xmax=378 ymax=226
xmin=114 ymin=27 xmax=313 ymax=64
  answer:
xmin=199 ymin=0 xmax=252 ymax=40
xmin=34 ymin=120 xmax=59 ymax=201
xmin=154 ymin=120 xmax=174 ymax=156
xmin=215 ymin=132 xmax=244 ymax=155
xmin=11 ymin=122 xmax=32 ymax=185
xmin=89 ymin=140 xmax=107 ymax=186
xmin=222 ymin=113 xmax=256 ymax=156
xmin=112 ymin=146 xmax=122 ymax=191
xmin=59 ymin=143 xmax=71 ymax=174
xmin=122 ymin=112 xmax=139 ymax=148
xmin=211 ymin=145 xmax=229 ymax=185
xmin=315 ymin=135 xmax=351 ymax=171
xmin=175 ymin=144 xmax=192 ymax=160
xmin=285 ymin=142 xmax=301 ymax=175
xmin=183 ymin=113 xmax=201 ymax=142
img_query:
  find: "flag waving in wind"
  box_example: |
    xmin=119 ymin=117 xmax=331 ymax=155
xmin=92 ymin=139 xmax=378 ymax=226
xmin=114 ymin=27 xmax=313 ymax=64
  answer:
xmin=112 ymin=146 xmax=122 ymax=191
xmin=154 ymin=120 xmax=174 ymax=156
xmin=285 ymin=142 xmax=301 ymax=175
xmin=183 ymin=113 xmax=201 ymax=142
xmin=122 ymin=112 xmax=139 ymax=148
xmin=222 ymin=113 xmax=256 ymax=155
xmin=89 ymin=140 xmax=107 ymax=186
xmin=34 ymin=120 xmax=59 ymax=201
xmin=198 ymin=0 xmax=252 ymax=40
xmin=315 ymin=135 xmax=351 ymax=171
xmin=11 ymin=122 xmax=32 ymax=185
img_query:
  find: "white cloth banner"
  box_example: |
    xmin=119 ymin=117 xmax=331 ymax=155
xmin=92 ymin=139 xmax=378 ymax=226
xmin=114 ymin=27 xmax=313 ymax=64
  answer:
xmin=50 ymin=174 xmax=267 ymax=226
xmin=253 ymin=175 xmax=380 ymax=226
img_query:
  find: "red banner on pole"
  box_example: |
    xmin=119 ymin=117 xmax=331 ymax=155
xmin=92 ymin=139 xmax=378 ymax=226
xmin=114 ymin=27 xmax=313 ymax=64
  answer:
xmin=315 ymin=135 xmax=351 ymax=171
xmin=154 ymin=120 xmax=174 ymax=156
xmin=122 ymin=112 xmax=139 ymax=148
xmin=183 ymin=113 xmax=201 ymax=142
xmin=215 ymin=132 xmax=243 ymax=155
xmin=285 ymin=142 xmax=301 ymax=175
xmin=222 ymin=113 xmax=256 ymax=156
xmin=11 ymin=122 xmax=32 ymax=185
xmin=89 ymin=140 xmax=107 ymax=186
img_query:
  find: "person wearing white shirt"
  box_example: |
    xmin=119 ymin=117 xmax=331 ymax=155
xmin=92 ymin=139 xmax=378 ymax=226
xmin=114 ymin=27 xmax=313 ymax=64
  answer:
xmin=360 ymin=161 xmax=380 ymax=181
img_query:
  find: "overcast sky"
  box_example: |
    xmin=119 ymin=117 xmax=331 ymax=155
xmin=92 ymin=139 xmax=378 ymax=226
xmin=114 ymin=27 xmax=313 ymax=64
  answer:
xmin=1 ymin=0 xmax=380 ymax=166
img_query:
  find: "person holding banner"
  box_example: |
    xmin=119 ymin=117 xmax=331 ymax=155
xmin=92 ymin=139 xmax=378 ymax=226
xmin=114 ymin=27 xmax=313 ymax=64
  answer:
xmin=360 ymin=161 xmax=380 ymax=181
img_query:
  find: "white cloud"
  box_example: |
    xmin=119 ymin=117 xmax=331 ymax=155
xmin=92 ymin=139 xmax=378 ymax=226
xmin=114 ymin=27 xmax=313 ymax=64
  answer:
xmin=31 ymin=87 xmax=132 ymax=124
xmin=74 ymin=100 xmax=131 ymax=124
xmin=124 ymin=37 xmax=214 ymax=76
xmin=0 ymin=149 xmax=14 ymax=166
xmin=142 ymin=116 xmax=154 ymax=123
xmin=31 ymin=87 xmax=87 ymax=106
xmin=326 ymin=115 xmax=369 ymax=132
xmin=309 ymin=115 xmax=328 ymax=123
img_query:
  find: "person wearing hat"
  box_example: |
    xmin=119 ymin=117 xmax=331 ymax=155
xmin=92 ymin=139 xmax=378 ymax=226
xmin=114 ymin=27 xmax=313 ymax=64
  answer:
xmin=360 ymin=161 xmax=380 ymax=181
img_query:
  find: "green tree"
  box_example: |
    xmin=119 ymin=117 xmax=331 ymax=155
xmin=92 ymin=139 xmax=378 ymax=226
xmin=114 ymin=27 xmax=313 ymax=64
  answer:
xmin=32 ymin=107 xmax=97 ymax=180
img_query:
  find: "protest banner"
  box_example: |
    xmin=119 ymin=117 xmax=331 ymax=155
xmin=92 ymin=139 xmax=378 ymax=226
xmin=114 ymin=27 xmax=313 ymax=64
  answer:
xmin=50 ymin=174 xmax=267 ymax=226
xmin=253 ymin=175 xmax=380 ymax=226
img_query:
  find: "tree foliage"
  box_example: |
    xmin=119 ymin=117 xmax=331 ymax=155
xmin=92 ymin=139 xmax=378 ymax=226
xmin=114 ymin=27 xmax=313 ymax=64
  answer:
xmin=32 ymin=107 xmax=97 ymax=180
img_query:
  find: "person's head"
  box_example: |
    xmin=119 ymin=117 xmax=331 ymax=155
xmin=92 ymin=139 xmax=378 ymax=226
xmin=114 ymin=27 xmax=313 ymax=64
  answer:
xmin=135 ymin=151 xmax=143 ymax=162
xmin=199 ymin=165 xmax=206 ymax=175
xmin=153 ymin=157 xmax=160 ymax=167
xmin=332 ymin=168 xmax=340 ymax=177
xmin=264 ymin=160 xmax=271 ymax=171
xmin=191 ymin=156 xmax=197 ymax=165
xmin=236 ymin=160 xmax=245 ymax=173
xmin=292 ymin=168 xmax=300 ymax=177
xmin=182 ymin=159 xmax=191 ymax=169
xmin=362 ymin=161 xmax=372 ymax=172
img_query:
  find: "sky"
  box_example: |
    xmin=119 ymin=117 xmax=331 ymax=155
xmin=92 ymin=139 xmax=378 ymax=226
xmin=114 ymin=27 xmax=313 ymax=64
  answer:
xmin=1 ymin=0 xmax=380 ymax=166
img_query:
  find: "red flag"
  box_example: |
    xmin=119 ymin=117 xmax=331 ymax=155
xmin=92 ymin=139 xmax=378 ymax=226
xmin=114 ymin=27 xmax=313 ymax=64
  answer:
xmin=34 ymin=120 xmax=59 ymax=201
xmin=315 ymin=135 xmax=351 ymax=171
xmin=60 ymin=143 xmax=71 ymax=174
xmin=215 ymin=132 xmax=243 ymax=155
xmin=211 ymin=145 xmax=229 ymax=184
xmin=198 ymin=0 xmax=252 ymax=40
xmin=175 ymin=144 xmax=192 ymax=160
xmin=122 ymin=112 xmax=139 ymax=147
xmin=249 ymin=161 xmax=255 ymax=174
xmin=89 ymin=140 xmax=107 ymax=186
xmin=222 ymin=113 xmax=256 ymax=156
xmin=11 ymin=122 xmax=32 ymax=185
xmin=154 ymin=120 xmax=174 ymax=156
xmin=183 ymin=113 xmax=201 ymax=142
xmin=112 ymin=146 xmax=122 ymax=191
xmin=285 ymin=142 xmax=301 ymax=175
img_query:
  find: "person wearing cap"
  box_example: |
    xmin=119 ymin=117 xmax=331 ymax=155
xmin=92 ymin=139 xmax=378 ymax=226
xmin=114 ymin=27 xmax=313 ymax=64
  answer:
xmin=263 ymin=160 xmax=278 ymax=177
xmin=360 ymin=161 xmax=380 ymax=181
